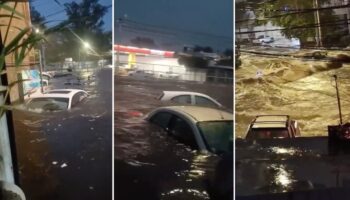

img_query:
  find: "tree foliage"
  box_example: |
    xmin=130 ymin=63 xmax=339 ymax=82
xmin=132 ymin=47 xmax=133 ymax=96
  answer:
xmin=238 ymin=0 xmax=346 ymax=46
xmin=45 ymin=0 xmax=111 ymax=62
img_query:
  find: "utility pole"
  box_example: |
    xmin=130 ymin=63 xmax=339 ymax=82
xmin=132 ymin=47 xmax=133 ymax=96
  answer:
xmin=38 ymin=46 xmax=44 ymax=93
xmin=314 ymin=0 xmax=323 ymax=47
xmin=334 ymin=75 xmax=343 ymax=125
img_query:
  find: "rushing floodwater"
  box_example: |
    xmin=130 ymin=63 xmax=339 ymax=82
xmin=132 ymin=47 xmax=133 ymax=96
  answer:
xmin=236 ymin=50 xmax=350 ymax=197
xmin=236 ymin=51 xmax=350 ymax=138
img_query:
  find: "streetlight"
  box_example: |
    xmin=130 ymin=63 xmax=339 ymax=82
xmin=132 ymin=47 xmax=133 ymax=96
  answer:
xmin=84 ymin=42 xmax=90 ymax=71
xmin=34 ymin=27 xmax=45 ymax=93
xmin=83 ymin=41 xmax=90 ymax=49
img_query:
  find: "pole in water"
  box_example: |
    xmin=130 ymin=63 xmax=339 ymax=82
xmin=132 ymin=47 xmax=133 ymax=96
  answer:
xmin=334 ymin=75 xmax=343 ymax=125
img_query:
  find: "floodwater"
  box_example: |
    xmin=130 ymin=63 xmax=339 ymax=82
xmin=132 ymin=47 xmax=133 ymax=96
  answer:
xmin=114 ymin=77 xmax=233 ymax=200
xmin=236 ymin=49 xmax=350 ymax=197
xmin=12 ymin=68 xmax=112 ymax=200
xmin=236 ymin=51 xmax=350 ymax=138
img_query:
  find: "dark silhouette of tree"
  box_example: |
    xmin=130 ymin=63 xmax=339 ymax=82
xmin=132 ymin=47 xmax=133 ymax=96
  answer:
xmin=178 ymin=56 xmax=208 ymax=68
xmin=46 ymin=0 xmax=111 ymax=62
xmin=29 ymin=0 xmax=46 ymax=29
xmin=203 ymin=46 xmax=213 ymax=53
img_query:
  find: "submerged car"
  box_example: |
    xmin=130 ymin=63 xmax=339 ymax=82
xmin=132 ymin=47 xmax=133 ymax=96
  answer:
xmin=26 ymin=89 xmax=88 ymax=111
xmin=146 ymin=106 xmax=233 ymax=154
xmin=158 ymin=91 xmax=223 ymax=108
xmin=245 ymin=115 xmax=301 ymax=140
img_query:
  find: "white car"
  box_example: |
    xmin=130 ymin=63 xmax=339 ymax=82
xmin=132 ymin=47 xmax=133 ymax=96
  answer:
xmin=158 ymin=91 xmax=223 ymax=108
xmin=258 ymin=36 xmax=274 ymax=43
xmin=146 ymin=106 xmax=233 ymax=154
xmin=127 ymin=70 xmax=154 ymax=79
xmin=26 ymin=89 xmax=88 ymax=111
xmin=157 ymin=72 xmax=180 ymax=79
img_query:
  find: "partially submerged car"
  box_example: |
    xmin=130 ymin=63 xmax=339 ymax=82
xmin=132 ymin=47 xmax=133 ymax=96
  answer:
xmin=158 ymin=91 xmax=223 ymax=108
xmin=146 ymin=106 xmax=233 ymax=154
xmin=26 ymin=89 xmax=88 ymax=112
xmin=245 ymin=115 xmax=301 ymax=140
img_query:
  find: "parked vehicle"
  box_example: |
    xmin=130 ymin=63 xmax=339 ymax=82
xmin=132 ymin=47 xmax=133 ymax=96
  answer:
xmin=128 ymin=70 xmax=154 ymax=79
xmin=158 ymin=91 xmax=223 ymax=108
xmin=258 ymin=35 xmax=274 ymax=43
xmin=157 ymin=71 xmax=180 ymax=79
xmin=26 ymin=89 xmax=88 ymax=111
xmin=146 ymin=106 xmax=233 ymax=154
xmin=245 ymin=115 xmax=301 ymax=140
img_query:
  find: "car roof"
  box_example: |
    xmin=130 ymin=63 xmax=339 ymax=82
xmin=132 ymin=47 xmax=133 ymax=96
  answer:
xmin=161 ymin=91 xmax=219 ymax=102
xmin=252 ymin=115 xmax=289 ymax=128
xmin=151 ymin=106 xmax=232 ymax=122
xmin=29 ymin=89 xmax=86 ymax=99
xmin=163 ymin=91 xmax=209 ymax=96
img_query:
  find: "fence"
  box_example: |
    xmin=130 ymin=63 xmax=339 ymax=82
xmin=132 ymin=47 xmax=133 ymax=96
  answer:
xmin=116 ymin=61 xmax=233 ymax=84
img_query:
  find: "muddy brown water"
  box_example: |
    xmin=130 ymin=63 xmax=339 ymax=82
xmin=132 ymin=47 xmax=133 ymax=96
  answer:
xmin=236 ymin=52 xmax=350 ymax=197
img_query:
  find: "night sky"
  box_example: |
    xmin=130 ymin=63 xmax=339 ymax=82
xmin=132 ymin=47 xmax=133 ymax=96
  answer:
xmin=31 ymin=0 xmax=112 ymax=31
xmin=115 ymin=0 xmax=233 ymax=51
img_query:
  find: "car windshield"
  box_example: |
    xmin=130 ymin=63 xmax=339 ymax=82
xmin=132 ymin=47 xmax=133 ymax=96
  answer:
xmin=27 ymin=97 xmax=69 ymax=111
xmin=250 ymin=128 xmax=289 ymax=139
xmin=197 ymin=121 xmax=233 ymax=154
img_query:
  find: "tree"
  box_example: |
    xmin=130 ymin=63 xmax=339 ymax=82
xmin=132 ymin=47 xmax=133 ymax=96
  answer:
xmin=250 ymin=0 xmax=340 ymax=46
xmin=45 ymin=0 xmax=111 ymax=62
xmin=29 ymin=0 xmax=46 ymax=29
xmin=130 ymin=37 xmax=157 ymax=49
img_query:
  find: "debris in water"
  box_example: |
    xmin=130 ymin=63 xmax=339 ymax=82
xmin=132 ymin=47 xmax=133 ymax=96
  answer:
xmin=61 ymin=163 xmax=68 ymax=168
xmin=52 ymin=161 xmax=58 ymax=165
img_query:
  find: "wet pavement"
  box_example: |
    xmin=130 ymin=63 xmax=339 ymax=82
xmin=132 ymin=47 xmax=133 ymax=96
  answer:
xmin=114 ymin=76 xmax=233 ymax=200
xmin=12 ymin=68 xmax=112 ymax=200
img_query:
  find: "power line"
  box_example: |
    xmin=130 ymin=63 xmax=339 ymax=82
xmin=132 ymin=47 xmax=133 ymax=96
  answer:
xmin=236 ymin=3 xmax=350 ymax=24
xmin=118 ymin=18 xmax=232 ymax=40
xmin=236 ymin=18 xmax=350 ymax=35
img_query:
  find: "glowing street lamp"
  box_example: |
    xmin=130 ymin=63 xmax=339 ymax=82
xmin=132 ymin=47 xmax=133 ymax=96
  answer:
xmin=83 ymin=41 xmax=90 ymax=49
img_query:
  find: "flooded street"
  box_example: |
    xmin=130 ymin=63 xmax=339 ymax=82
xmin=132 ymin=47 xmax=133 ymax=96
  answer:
xmin=114 ymin=76 xmax=233 ymax=200
xmin=236 ymin=50 xmax=350 ymax=138
xmin=236 ymin=49 xmax=350 ymax=197
xmin=12 ymin=68 xmax=112 ymax=200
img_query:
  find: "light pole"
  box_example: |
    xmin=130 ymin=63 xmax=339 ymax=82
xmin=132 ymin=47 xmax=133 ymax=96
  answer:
xmin=83 ymin=41 xmax=90 ymax=72
xmin=35 ymin=28 xmax=45 ymax=93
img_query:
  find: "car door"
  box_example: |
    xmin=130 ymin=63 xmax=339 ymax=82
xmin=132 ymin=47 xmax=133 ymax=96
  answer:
xmin=168 ymin=115 xmax=198 ymax=149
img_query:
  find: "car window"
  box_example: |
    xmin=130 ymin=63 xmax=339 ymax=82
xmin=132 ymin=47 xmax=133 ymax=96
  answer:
xmin=27 ymin=98 xmax=69 ymax=111
xmin=149 ymin=112 xmax=172 ymax=129
xmin=168 ymin=115 xmax=198 ymax=149
xmin=195 ymin=96 xmax=218 ymax=107
xmin=248 ymin=128 xmax=289 ymax=139
xmin=198 ymin=121 xmax=233 ymax=153
xmin=71 ymin=94 xmax=81 ymax=107
xmin=171 ymin=95 xmax=191 ymax=104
